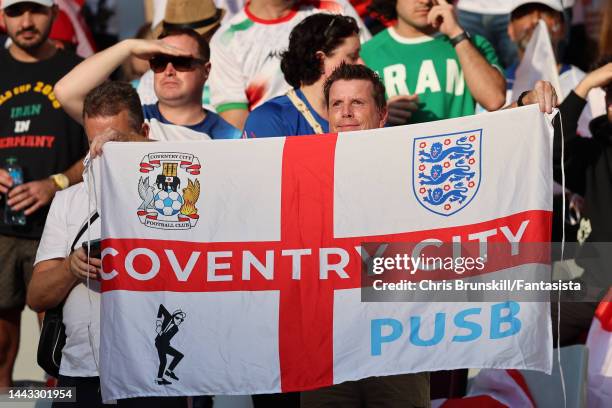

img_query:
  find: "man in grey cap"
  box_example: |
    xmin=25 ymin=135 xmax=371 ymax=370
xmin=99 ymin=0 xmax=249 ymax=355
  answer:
xmin=0 ymin=0 xmax=87 ymax=387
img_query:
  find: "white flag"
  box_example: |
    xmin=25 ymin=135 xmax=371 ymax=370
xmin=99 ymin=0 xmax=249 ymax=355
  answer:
xmin=98 ymin=106 xmax=554 ymax=401
xmin=512 ymin=20 xmax=561 ymax=101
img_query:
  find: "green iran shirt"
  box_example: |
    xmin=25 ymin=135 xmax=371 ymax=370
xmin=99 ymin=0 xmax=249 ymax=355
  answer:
xmin=361 ymin=27 xmax=501 ymax=124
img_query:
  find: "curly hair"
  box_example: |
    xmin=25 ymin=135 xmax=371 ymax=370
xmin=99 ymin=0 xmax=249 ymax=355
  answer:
xmin=280 ymin=14 xmax=359 ymax=88
xmin=323 ymin=62 xmax=387 ymax=113
xmin=368 ymin=0 xmax=397 ymax=21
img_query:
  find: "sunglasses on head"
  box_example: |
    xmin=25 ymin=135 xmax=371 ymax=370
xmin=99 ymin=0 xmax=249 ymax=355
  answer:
xmin=4 ymin=3 xmax=48 ymax=18
xmin=149 ymin=55 xmax=205 ymax=73
xmin=323 ymin=15 xmax=355 ymax=38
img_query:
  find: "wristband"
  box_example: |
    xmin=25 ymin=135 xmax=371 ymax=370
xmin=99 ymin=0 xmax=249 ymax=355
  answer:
xmin=450 ymin=31 xmax=471 ymax=47
xmin=517 ymin=90 xmax=530 ymax=107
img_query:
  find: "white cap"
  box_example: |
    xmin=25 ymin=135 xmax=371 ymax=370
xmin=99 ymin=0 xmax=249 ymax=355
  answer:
xmin=511 ymin=0 xmax=565 ymax=14
xmin=2 ymin=0 xmax=54 ymax=10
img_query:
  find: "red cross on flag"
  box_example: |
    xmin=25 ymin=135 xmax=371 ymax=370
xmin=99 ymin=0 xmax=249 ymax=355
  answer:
xmin=97 ymin=106 xmax=554 ymax=401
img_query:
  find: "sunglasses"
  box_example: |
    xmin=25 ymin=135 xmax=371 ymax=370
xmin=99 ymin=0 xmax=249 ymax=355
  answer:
xmin=149 ymin=55 xmax=206 ymax=73
xmin=323 ymin=15 xmax=356 ymax=38
xmin=4 ymin=3 xmax=48 ymax=18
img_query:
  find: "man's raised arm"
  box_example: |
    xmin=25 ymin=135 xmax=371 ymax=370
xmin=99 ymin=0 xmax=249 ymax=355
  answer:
xmin=54 ymin=39 xmax=191 ymax=125
xmin=428 ymin=0 xmax=506 ymax=111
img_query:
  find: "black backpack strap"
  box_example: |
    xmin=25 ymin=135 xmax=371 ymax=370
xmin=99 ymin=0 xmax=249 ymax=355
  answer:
xmin=41 ymin=213 xmax=100 ymax=354
xmin=70 ymin=211 xmax=99 ymax=252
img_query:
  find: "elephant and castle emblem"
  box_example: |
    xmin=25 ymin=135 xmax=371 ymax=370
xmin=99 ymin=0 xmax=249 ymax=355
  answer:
xmin=137 ymin=152 xmax=201 ymax=230
xmin=413 ymin=130 xmax=482 ymax=216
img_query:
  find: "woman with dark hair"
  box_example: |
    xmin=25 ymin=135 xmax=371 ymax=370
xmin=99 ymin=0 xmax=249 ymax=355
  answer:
xmin=243 ymin=13 xmax=362 ymax=137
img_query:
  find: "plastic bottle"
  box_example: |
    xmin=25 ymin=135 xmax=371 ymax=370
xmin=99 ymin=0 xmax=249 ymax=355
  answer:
xmin=3 ymin=157 xmax=26 ymax=226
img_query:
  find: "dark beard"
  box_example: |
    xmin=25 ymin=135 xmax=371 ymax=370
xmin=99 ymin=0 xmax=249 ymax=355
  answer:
xmin=12 ymin=23 xmax=52 ymax=52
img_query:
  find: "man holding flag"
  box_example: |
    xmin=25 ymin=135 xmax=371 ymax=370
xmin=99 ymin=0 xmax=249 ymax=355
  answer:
xmin=298 ymin=62 xmax=429 ymax=408
xmin=88 ymin=60 xmax=557 ymax=404
xmin=296 ymin=62 xmax=560 ymax=407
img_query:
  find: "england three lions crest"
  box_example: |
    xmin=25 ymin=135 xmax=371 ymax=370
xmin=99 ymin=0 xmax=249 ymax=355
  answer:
xmin=413 ymin=130 xmax=482 ymax=216
xmin=137 ymin=152 xmax=201 ymax=230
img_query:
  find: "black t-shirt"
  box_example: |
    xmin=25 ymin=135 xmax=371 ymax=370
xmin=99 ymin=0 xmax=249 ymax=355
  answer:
xmin=0 ymin=48 xmax=88 ymax=239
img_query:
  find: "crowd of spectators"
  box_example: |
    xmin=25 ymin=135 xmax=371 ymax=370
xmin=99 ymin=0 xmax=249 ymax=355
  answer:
xmin=0 ymin=0 xmax=611 ymax=407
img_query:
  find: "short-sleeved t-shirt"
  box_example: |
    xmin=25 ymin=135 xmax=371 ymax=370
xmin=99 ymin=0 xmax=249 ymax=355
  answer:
xmin=34 ymin=181 xmax=101 ymax=377
xmin=208 ymin=0 xmax=370 ymax=113
xmin=243 ymin=89 xmax=329 ymax=138
xmin=142 ymin=103 xmax=242 ymax=141
xmin=361 ymin=27 xmax=502 ymax=124
xmin=0 ymin=48 xmax=88 ymax=239
xmin=456 ymin=0 xmax=513 ymax=14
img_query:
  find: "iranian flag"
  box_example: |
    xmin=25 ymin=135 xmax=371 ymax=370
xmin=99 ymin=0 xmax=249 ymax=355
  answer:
xmin=97 ymin=105 xmax=554 ymax=401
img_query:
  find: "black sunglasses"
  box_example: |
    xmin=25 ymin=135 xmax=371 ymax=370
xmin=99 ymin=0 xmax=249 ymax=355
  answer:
xmin=323 ymin=15 xmax=356 ymax=38
xmin=4 ymin=3 xmax=48 ymax=18
xmin=149 ymin=55 xmax=206 ymax=73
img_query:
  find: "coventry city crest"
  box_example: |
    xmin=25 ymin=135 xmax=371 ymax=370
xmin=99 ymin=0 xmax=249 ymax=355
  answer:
xmin=413 ymin=130 xmax=482 ymax=216
xmin=137 ymin=152 xmax=201 ymax=230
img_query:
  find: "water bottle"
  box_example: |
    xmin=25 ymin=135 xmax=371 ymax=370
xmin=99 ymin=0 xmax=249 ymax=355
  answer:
xmin=3 ymin=158 xmax=26 ymax=226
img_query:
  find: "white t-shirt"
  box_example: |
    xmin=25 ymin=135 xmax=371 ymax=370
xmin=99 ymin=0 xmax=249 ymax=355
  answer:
xmin=458 ymin=0 xmax=574 ymax=14
xmin=35 ymin=181 xmax=101 ymax=377
xmin=456 ymin=0 xmax=514 ymax=14
xmin=208 ymin=0 xmax=370 ymax=113
xmin=136 ymin=70 xmax=157 ymax=106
